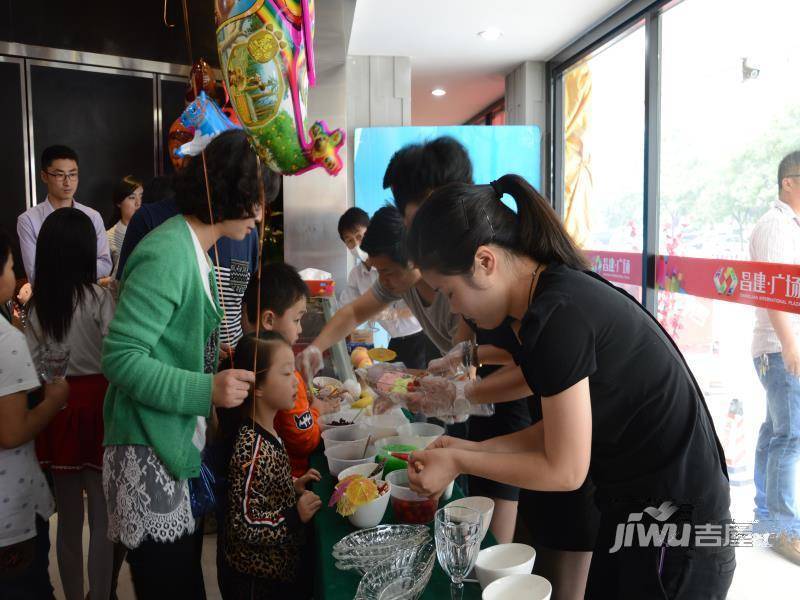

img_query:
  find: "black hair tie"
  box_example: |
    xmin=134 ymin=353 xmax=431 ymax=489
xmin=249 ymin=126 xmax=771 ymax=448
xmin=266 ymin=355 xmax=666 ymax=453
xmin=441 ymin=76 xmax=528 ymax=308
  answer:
xmin=489 ymin=179 xmax=503 ymax=200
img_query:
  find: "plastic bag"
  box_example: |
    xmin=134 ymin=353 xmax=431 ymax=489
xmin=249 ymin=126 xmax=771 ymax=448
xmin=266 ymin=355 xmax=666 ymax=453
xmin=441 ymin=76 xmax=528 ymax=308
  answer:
xmin=357 ymin=363 xmax=494 ymax=423
xmin=188 ymin=459 xmax=217 ymax=519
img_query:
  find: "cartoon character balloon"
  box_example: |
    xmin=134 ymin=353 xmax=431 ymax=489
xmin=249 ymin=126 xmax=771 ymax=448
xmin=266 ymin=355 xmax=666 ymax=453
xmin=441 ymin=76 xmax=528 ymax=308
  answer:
xmin=215 ymin=0 xmax=345 ymax=176
xmin=174 ymin=91 xmax=241 ymax=158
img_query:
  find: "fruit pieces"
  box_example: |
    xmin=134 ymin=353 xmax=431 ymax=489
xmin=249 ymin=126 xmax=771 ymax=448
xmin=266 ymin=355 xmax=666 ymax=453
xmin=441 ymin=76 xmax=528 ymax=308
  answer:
xmin=333 ymin=475 xmax=387 ymax=516
xmin=391 ymin=496 xmax=438 ymax=524
xmin=351 ymin=346 xmax=369 ymax=367
xmin=351 ymin=392 xmax=374 ymax=409
xmin=329 ymin=474 xmax=361 ymax=507
xmin=376 ymin=372 xmax=418 ymax=395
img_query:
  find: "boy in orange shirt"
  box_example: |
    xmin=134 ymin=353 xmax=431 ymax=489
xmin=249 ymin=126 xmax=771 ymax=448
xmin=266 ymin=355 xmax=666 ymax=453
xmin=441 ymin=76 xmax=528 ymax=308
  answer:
xmin=241 ymin=262 xmax=337 ymax=477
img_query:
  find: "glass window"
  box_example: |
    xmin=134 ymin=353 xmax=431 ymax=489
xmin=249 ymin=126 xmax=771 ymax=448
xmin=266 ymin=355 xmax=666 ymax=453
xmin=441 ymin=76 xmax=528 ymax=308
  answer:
xmin=659 ymin=0 xmax=800 ymax=594
xmin=561 ymin=25 xmax=645 ymax=300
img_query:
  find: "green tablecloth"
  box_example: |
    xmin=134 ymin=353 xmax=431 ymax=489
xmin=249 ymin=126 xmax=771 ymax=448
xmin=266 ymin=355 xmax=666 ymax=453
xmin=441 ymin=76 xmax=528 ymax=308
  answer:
xmin=310 ymin=450 xmax=495 ymax=599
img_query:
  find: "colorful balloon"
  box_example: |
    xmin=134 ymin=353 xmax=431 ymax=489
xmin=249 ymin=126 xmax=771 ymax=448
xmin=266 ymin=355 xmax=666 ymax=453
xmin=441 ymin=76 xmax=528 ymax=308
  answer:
xmin=174 ymin=91 xmax=242 ymax=158
xmin=215 ymin=0 xmax=345 ymax=176
xmin=185 ymin=58 xmax=227 ymax=106
xmin=167 ymin=116 xmax=194 ymax=170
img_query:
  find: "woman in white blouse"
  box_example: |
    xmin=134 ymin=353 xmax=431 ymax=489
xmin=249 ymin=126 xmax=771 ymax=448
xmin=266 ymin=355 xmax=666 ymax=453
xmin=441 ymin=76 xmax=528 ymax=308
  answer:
xmin=106 ymin=175 xmax=142 ymax=277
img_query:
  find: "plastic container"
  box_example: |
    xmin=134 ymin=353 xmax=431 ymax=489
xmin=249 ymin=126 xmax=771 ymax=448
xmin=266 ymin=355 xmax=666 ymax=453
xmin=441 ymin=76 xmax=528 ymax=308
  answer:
xmin=362 ymin=412 xmax=409 ymax=440
xmin=375 ymin=443 xmax=419 ymax=478
xmin=305 ymin=279 xmax=335 ymax=297
xmin=324 ymin=444 xmax=377 ymax=477
xmin=386 ymin=469 xmax=438 ymax=524
xmin=396 ymin=422 xmax=445 ymax=448
xmin=321 ymin=425 xmax=370 ymax=451
xmin=319 ymin=408 xmax=362 ymax=432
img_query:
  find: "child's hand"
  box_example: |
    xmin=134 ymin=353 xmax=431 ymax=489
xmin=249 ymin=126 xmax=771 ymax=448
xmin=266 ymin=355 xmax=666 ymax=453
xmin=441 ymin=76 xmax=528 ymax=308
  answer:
xmin=44 ymin=378 xmax=70 ymax=410
xmin=294 ymin=468 xmax=321 ymax=495
xmin=297 ymin=490 xmax=322 ymax=523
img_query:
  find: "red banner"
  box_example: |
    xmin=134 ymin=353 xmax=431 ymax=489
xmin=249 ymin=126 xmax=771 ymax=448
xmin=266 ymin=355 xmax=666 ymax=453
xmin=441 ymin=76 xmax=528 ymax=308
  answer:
xmin=656 ymin=255 xmax=800 ymax=315
xmin=584 ymin=250 xmax=643 ymax=286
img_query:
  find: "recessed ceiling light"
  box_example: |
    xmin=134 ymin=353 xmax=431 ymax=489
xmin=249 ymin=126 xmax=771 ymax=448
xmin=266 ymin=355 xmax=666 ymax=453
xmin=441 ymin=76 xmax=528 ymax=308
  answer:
xmin=478 ymin=28 xmax=503 ymax=41
xmin=431 ymin=88 xmax=446 ymax=97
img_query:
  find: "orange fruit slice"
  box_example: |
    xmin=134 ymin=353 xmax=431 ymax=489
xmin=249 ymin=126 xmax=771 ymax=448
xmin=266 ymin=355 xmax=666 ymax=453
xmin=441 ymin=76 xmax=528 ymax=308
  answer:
xmin=344 ymin=477 xmax=379 ymax=508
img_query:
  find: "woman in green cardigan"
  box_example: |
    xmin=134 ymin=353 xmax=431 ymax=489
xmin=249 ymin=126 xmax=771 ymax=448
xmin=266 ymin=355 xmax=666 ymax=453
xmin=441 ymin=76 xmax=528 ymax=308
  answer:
xmin=101 ymin=130 xmax=280 ymax=598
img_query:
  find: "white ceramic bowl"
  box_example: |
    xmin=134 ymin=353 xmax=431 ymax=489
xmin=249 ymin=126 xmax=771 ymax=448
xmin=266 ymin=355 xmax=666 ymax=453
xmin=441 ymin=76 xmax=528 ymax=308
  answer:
xmin=324 ymin=444 xmax=377 ymax=477
xmin=337 ymin=462 xmax=382 ymax=482
xmin=321 ymin=425 xmax=370 ymax=451
xmin=319 ymin=408 xmax=362 ymax=432
xmin=362 ymin=413 xmax=409 ymax=440
xmin=447 ymin=496 xmax=494 ymax=542
xmin=474 ymin=543 xmax=536 ymax=589
xmin=482 ymin=574 xmax=551 ymax=600
xmin=396 ymin=422 xmax=445 ymax=447
xmin=347 ymin=481 xmax=391 ymax=529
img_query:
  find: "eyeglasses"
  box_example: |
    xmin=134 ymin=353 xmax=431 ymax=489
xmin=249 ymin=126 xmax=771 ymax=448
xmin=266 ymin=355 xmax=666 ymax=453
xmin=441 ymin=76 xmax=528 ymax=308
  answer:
xmin=45 ymin=171 xmax=79 ymax=183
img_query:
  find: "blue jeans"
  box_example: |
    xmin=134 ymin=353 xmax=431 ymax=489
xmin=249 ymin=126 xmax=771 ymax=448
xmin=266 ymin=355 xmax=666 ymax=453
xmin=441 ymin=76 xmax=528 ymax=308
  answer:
xmin=753 ymin=352 xmax=800 ymax=536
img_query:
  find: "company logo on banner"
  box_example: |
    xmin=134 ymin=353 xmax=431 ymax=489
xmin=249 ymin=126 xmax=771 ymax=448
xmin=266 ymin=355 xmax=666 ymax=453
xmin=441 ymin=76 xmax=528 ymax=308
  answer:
xmin=584 ymin=250 xmax=643 ymax=286
xmin=657 ymin=255 xmax=800 ymax=315
xmin=713 ymin=267 xmax=739 ymax=296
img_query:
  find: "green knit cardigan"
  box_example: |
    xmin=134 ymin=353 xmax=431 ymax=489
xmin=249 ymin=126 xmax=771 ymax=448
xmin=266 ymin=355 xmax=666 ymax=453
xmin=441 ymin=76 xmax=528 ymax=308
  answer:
xmin=102 ymin=215 xmax=221 ymax=479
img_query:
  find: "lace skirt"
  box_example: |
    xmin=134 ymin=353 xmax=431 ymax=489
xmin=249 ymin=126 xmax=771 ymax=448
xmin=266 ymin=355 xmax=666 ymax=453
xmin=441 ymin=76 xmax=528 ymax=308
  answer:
xmin=102 ymin=445 xmax=195 ymax=549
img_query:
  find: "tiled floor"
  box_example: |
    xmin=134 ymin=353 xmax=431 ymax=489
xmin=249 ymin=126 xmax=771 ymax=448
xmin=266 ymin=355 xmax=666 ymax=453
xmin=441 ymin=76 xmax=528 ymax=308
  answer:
xmin=47 ymin=515 xmax=222 ymax=600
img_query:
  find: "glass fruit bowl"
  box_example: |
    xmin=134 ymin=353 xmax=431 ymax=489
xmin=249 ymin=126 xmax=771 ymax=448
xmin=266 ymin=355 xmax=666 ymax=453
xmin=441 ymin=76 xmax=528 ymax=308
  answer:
xmin=354 ymin=541 xmax=436 ymax=600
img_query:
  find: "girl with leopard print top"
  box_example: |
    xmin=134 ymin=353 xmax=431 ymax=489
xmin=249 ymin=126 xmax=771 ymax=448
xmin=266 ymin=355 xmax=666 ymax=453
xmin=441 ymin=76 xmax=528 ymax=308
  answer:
xmin=223 ymin=333 xmax=322 ymax=599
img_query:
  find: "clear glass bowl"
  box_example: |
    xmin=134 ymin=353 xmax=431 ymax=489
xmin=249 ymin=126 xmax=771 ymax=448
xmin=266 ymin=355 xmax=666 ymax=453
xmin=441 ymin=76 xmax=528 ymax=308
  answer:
xmin=354 ymin=541 xmax=436 ymax=600
xmin=332 ymin=524 xmax=430 ymax=562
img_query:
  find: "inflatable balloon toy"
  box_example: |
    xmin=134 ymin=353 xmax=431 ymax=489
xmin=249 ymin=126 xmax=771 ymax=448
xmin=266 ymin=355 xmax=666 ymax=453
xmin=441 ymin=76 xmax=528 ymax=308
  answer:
xmin=215 ymin=0 xmax=345 ymax=176
xmin=174 ymin=90 xmax=242 ymax=158
xmin=167 ymin=116 xmax=195 ymax=171
xmin=185 ymin=58 xmax=228 ymax=106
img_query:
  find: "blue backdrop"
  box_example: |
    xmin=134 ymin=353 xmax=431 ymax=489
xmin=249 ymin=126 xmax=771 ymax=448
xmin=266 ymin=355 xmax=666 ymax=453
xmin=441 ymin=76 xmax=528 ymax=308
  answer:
xmin=353 ymin=125 xmax=541 ymax=216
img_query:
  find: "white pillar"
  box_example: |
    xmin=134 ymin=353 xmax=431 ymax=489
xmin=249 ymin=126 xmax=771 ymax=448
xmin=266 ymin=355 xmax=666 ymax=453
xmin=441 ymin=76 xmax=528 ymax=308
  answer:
xmin=505 ymin=61 xmax=547 ymax=190
xmin=346 ymin=55 xmax=411 ymax=204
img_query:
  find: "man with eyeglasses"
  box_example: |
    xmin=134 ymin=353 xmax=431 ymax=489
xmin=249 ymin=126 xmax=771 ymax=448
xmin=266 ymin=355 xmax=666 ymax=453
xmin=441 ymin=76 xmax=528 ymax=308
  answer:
xmin=750 ymin=150 xmax=800 ymax=565
xmin=16 ymin=145 xmax=112 ymax=283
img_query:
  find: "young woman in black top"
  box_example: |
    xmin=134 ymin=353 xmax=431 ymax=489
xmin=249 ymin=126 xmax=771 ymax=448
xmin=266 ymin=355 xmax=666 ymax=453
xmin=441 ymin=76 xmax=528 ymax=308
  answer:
xmin=404 ymin=174 xmax=735 ymax=599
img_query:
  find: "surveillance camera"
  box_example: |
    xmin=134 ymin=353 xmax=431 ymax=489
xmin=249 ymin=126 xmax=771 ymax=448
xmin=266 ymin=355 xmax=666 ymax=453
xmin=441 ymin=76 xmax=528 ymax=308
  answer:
xmin=742 ymin=58 xmax=760 ymax=81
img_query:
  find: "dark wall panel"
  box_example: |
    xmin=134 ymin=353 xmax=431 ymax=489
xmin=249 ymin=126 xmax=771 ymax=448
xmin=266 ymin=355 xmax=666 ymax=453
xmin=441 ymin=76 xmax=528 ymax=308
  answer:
xmin=0 ymin=0 xmax=218 ymax=68
xmin=0 ymin=59 xmax=27 ymax=279
xmin=160 ymin=78 xmax=188 ymax=175
xmin=30 ymin=64 xmax=155 ymax=225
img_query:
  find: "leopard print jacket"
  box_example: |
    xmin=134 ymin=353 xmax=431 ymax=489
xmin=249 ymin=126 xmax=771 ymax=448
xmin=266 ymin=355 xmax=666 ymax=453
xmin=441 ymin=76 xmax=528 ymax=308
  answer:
xmin=224 ymin=420 xmax=303 ymax=581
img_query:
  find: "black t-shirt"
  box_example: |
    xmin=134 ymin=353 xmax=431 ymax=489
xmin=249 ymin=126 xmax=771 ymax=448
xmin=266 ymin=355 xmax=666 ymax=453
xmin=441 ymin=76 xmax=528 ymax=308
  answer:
xmin=518 ymin=263 xmax=730 ymax=522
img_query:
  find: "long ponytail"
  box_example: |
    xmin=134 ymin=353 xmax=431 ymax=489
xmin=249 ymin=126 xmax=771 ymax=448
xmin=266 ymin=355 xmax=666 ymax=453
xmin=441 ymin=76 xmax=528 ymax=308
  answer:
xmin=407 ymin=173 xmax=587 ymax=275
xmin=493 ymin=174 xmax=588 ymax=270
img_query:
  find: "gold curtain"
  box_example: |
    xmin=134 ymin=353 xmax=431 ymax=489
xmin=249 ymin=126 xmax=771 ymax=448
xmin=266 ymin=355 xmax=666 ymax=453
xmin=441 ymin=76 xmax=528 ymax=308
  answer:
xmin=562 ymin=62 xmax=593 ymax=247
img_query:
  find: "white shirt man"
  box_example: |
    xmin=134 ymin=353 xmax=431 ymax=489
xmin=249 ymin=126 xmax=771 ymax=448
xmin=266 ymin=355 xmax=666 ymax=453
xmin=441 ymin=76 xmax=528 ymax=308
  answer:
xmin=17 ymin=147 xmax=112 ymax=283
